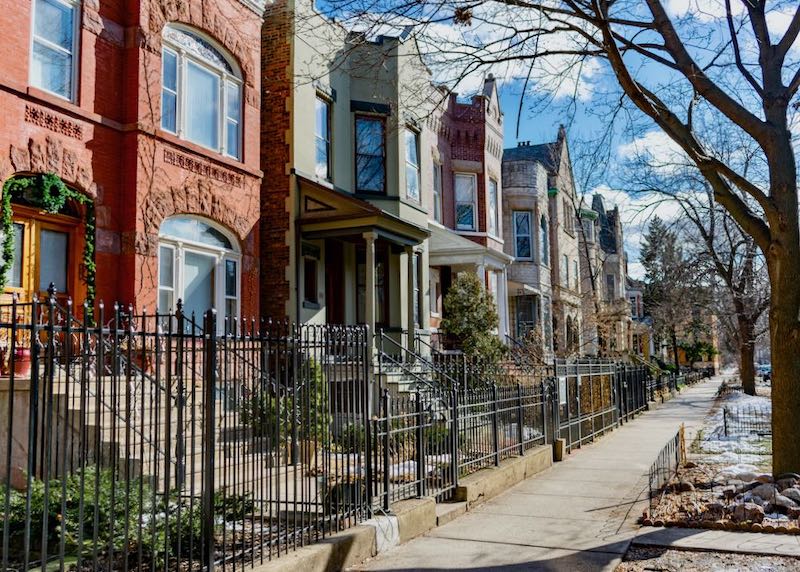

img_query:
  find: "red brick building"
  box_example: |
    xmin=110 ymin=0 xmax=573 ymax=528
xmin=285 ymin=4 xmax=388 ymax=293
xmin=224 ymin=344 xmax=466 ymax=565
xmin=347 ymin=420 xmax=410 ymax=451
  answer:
xmin=0 ymin=0 xmax=264 ymax=321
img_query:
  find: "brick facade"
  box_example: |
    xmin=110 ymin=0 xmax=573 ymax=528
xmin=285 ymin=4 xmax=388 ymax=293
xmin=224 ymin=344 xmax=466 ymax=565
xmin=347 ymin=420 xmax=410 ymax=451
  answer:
xmin=0 ymin=0 xmax=263 ymax=316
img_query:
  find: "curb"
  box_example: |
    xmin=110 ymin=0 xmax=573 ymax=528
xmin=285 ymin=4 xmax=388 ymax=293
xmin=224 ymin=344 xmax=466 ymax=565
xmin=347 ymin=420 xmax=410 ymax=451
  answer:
xmin=249 ymin=445 xmax=553 ymax=572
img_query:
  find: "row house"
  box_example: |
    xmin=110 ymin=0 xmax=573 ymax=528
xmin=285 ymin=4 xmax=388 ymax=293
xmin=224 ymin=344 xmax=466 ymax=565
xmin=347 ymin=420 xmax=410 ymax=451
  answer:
xmin=0 ymin=0 xmax=266 ymax=325
xmin=502 ymin=127 xmax=582 ymax=357
xmin=428 ymin=76 xmax=512 ymax=343
xmin=261 ymin=1 xmax=432 ymax=354
xmin=578 ymin=194 xmax=632 ymax=356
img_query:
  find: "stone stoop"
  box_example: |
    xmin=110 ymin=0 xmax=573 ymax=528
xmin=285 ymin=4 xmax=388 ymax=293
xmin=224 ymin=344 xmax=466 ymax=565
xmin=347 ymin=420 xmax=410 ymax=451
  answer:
xmin=249 ymin=445 xmax=554 ymax=572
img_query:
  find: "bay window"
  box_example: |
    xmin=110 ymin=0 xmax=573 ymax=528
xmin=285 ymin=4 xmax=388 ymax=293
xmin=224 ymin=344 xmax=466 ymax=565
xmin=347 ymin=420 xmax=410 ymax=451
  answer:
xmin=161 ymin=25 xmax=242 ymax=160
xmin=31 ymin=0 xmax=79 ymax=100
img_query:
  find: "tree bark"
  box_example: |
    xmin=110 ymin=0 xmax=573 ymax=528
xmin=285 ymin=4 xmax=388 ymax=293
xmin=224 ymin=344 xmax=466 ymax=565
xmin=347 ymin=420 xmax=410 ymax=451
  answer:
xmin=670 ymin=328 xmax=680 ymax=370
xmin=738 ymin=320 xmax=756 ymax=396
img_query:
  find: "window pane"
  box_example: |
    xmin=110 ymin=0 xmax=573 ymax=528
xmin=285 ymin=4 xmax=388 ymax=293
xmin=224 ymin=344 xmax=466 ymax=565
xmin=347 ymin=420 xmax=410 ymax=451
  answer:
xmin=35 ymin=0 xmax=74 ymax=51
xmin=315 ymin=97 xmax=328 ymax=140
xmin=8 ymin=223 xmax=24 ymax=288
xmin=162 ymin=91 xmax=177 ymax=133
xmin=455 ymin=175 xmax=473 ymax=203
xmin=185 ymin=61 xmax=220 ymax=149
xmin=355 ymin=118 xmax=383 ymax=153
xmin=226 ymin=81 xmax=240 ymax=120
xmin=31 ymin=42 xmax=72 ymax=97
xmin=160 ymin=217 xmax=233 ymax=249
xmin=488 ymin=180 xmax=498 ymax=235
xmin=39 ymin=229 xmax=68 ymax=292
xmin=226 ymin=119 xmax=239 ymax=159
xmin=356 ymin=156 xmax=384 ymax=192
xmin=516 ymin=237 xmax=531 ymax=259
xmin=456 ymin=205 xmax=474 ymax=229
xmin=405 ymin=131 xmax=418 ymax=166
xmin=159 ymin=246 xmax=174 ymax=288
xmin=183 ymin=251 xmax=215 ymax=318
xmin=315 ymin=137 xmax=329 ymax=179
xmin=433 ymin=164 xmax=442 ymax=222
xmin=315 ymin=98 xmax=330 ymax=178
xmin=158 ymin=290 xmax=173 ymax=314
xmin=163 ymin=49 xmax=178 ymax=91
xmin=406 ymin=164 xmax=420 ymax=201
xmin=225 ymin=259 xmax=237 ymax=297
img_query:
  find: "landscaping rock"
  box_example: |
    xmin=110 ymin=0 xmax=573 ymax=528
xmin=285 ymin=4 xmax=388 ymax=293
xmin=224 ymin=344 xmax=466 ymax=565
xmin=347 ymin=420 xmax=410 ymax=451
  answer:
xmin=756 ymin=474 xmax=774 ymax=484
xmin=672 ymin=481 xmax=695 ymax=493
xmin=732 ymin=502 xmax=765 ymax=523
xmin=751 ymin=483 xmax=777 ymax=501
xmin=773 ymin=494 xmax=798 ymax=511
xmin=781 ymin=488 xmax=800 ymax=504
xmin=787 ymin=507 xmax=800 ymax=519
xmin=701 ymin=502 xmax=726 ymax=521
xmin=776 ymin=478 xmax=798 ymax=492
xmin=722 ymin=485 xmax=738 ymax=500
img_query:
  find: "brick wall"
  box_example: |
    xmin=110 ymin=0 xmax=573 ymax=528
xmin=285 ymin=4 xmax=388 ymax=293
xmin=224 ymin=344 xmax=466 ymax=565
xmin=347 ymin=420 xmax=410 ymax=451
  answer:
xmin=260 ymin=0 xmax=293 ymax=319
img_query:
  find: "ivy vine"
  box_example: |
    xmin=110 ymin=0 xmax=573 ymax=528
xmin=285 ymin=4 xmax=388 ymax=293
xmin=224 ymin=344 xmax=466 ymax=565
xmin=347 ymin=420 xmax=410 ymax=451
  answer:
xmin=1 ymin=173 xmax=96 ymax=320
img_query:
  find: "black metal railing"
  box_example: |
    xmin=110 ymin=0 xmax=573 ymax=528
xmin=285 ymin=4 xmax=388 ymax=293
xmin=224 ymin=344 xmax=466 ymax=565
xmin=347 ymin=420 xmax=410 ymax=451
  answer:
xmin=722 ymin=406 xmax=771 ymax=437
xmin=0 ymin=293 xmax=713 ymax=570
xmin=648 ymin=428 xmax=685 ymax=509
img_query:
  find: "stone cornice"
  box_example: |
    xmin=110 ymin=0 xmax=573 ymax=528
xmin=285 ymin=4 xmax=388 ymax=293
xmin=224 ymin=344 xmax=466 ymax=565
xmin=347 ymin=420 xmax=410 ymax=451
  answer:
xmin=238 ymin=0 xmax=268 ymax=17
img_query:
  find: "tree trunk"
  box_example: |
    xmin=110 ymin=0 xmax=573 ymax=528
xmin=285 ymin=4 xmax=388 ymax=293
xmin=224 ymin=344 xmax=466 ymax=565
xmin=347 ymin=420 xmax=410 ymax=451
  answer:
xmin=670 ymin=328 xmax=680 ymax=370
xmin=736 ymin=315 xmax=756 ymax=395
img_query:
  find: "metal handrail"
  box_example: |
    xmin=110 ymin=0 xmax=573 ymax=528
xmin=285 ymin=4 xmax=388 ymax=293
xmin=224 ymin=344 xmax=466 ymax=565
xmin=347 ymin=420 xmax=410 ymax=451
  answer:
xmin=377 ymin=330 xmax=460 ymax=391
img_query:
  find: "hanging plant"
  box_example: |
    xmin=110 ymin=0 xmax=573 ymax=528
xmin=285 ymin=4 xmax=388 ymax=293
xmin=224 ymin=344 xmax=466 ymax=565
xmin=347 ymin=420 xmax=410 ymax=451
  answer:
xmin=0 ymin=173 xmax=96 ymax=320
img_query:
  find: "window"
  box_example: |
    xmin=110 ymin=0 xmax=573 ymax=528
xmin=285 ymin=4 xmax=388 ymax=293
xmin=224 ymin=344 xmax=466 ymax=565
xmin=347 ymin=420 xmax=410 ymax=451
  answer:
xmin=405 ymin=130 xmax=420 ymax=201
xmin=430 ymin=268 xmax=441 ymax=316
xmin=488 ymin=179 xmax=499 ymax=236
xmin=561 ymin=255 xmax=569 ymax=286
xmin=303 ymin=257 xmax=319 ymax=305
xmin=513 ymin=211 xmax=532 ymax=260
xmin=161 ymin=25 xmax=242 ymax=159
xmin=606 ymin=274 xmax=616 ymax=301
xmin=582 ymin=218 xmax=594 ymax=242
xmin=157 ymin=216 xmax=240 ymax=328
xmin=7 ymin=223 xmax=24 ymax=288
xmin=563 ymin=199 xmax=574 ymax=233
xmin=31 ymin=0 xmax=79 ymax=100
xmin=315 ymin=96 xmax=332 ymax=180
xmin=355 ymin=116 xmax=385 ymax=193
xmin=630 ymin=296 xmax=638 ymax=318
xmin=540 ymin=216 xmax=549 ymax=265
xmin=455 ymin=174 xmax=476 ymax=230
xmin=432 ymin=163 xmax=443 ymax=222
xmin=413 ymin=252 xmax=423 ymax=328
xmin=573 ymin=260 xmax=579 ymax=289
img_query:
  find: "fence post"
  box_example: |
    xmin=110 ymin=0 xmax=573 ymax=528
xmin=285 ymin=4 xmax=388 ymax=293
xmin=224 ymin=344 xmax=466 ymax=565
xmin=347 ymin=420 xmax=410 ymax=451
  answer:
xmin=382 ymin=389 xmax=391 ymax=512
xmin=416 ymin=390 xmax=425 ymax=497
xmin=723 ymin=407 xmax=728 ymax=437
xmin=362 ymin=326 xmax=374 ymax=509
xmin=202 ymin=309 xmax=217 ymax=571
xmin=492 ymin=384 xmax=500 ymax=466
xmin=517 ymin=384 xmax=524 ymax=455
xmin=451 ymin=388 xmax=459 ymax=490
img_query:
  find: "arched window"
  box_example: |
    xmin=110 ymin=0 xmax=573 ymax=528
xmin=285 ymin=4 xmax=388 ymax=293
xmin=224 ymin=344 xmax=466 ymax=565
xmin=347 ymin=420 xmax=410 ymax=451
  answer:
xmin=540 ymin=215 xmax=549 ymax=265
xmin=161 ymin=24 xmax=242 ymax=159
xmin=158 ymin=216 xmax=240 ymax=325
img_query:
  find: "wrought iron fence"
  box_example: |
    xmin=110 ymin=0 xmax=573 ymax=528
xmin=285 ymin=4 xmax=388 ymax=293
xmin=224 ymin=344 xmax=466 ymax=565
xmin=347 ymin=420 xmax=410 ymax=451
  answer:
xmin=0 ymin=293 xmax=699 ymax=570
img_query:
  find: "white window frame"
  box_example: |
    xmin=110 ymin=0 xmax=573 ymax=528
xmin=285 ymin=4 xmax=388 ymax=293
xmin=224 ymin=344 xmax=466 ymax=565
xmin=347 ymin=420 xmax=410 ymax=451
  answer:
xmin=161 ymin=25 xmax=243 ymax=160
xmin=405 ymin=128 xmax=421 ymax=202
xmin=30 ymin=0 xmax=81 ymax=102
xmin=512 ymin=211 xmax=533 ymax=260
xmin=455 ymin=173 xmax=477 ymax=231
xmin=314 ymin=95 xmax=332 ymax=180
xmin=157 ymin=217 xmax=241 ymax=331
xmin=488 ymin=179 xmax=500 ymax=237
xmin=432 ymin=162 xmax=443 ymax=223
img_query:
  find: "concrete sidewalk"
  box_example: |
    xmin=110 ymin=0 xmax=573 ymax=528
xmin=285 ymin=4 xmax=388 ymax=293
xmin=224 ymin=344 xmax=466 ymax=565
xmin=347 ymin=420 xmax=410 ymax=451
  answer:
xmin=352 ymin=377 xmax=724 ymax=571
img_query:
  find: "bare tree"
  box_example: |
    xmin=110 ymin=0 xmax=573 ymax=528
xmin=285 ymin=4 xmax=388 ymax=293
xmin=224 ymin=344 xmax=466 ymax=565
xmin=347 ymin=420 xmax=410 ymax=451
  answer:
xmin=321 ymin=0 xmax=800 ymax=474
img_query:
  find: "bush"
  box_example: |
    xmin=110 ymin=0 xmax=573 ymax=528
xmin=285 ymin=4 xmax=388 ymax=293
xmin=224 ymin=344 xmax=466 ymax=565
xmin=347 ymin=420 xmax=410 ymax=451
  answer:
xmin=441 ymin=273 xmax=506 ymax=364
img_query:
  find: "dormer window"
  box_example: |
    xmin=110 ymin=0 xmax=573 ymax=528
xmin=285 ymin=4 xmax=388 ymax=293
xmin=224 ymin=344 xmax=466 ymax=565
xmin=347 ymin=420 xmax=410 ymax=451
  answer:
xmin=161 ymin=25 xmax=242 ymax=160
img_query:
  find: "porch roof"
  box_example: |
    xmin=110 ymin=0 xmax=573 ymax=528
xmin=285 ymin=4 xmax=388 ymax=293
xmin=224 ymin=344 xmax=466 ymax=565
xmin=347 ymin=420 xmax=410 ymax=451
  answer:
xmin=508 ymin=280 xmax=540 ymax=296
xmin=428 ymin=222 xmax=513 ymax=269
xmin=296 ymin=173 xmax=429 ymax=246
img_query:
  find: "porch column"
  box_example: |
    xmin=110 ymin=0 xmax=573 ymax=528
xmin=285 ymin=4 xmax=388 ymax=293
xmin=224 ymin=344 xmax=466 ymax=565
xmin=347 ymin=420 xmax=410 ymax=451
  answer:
xmin=363 ymin=232 xmax=377 ymax=359
xmin=405 ymin=246 xmax=416 ymax=352
xmin=476 ymin=263 xmax=486 ymax=287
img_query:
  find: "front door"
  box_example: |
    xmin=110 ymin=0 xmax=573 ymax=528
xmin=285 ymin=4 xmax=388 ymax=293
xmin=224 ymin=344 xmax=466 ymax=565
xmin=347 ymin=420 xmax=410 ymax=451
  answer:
xmin=325 ymin=240 xmax=345 ymax=324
